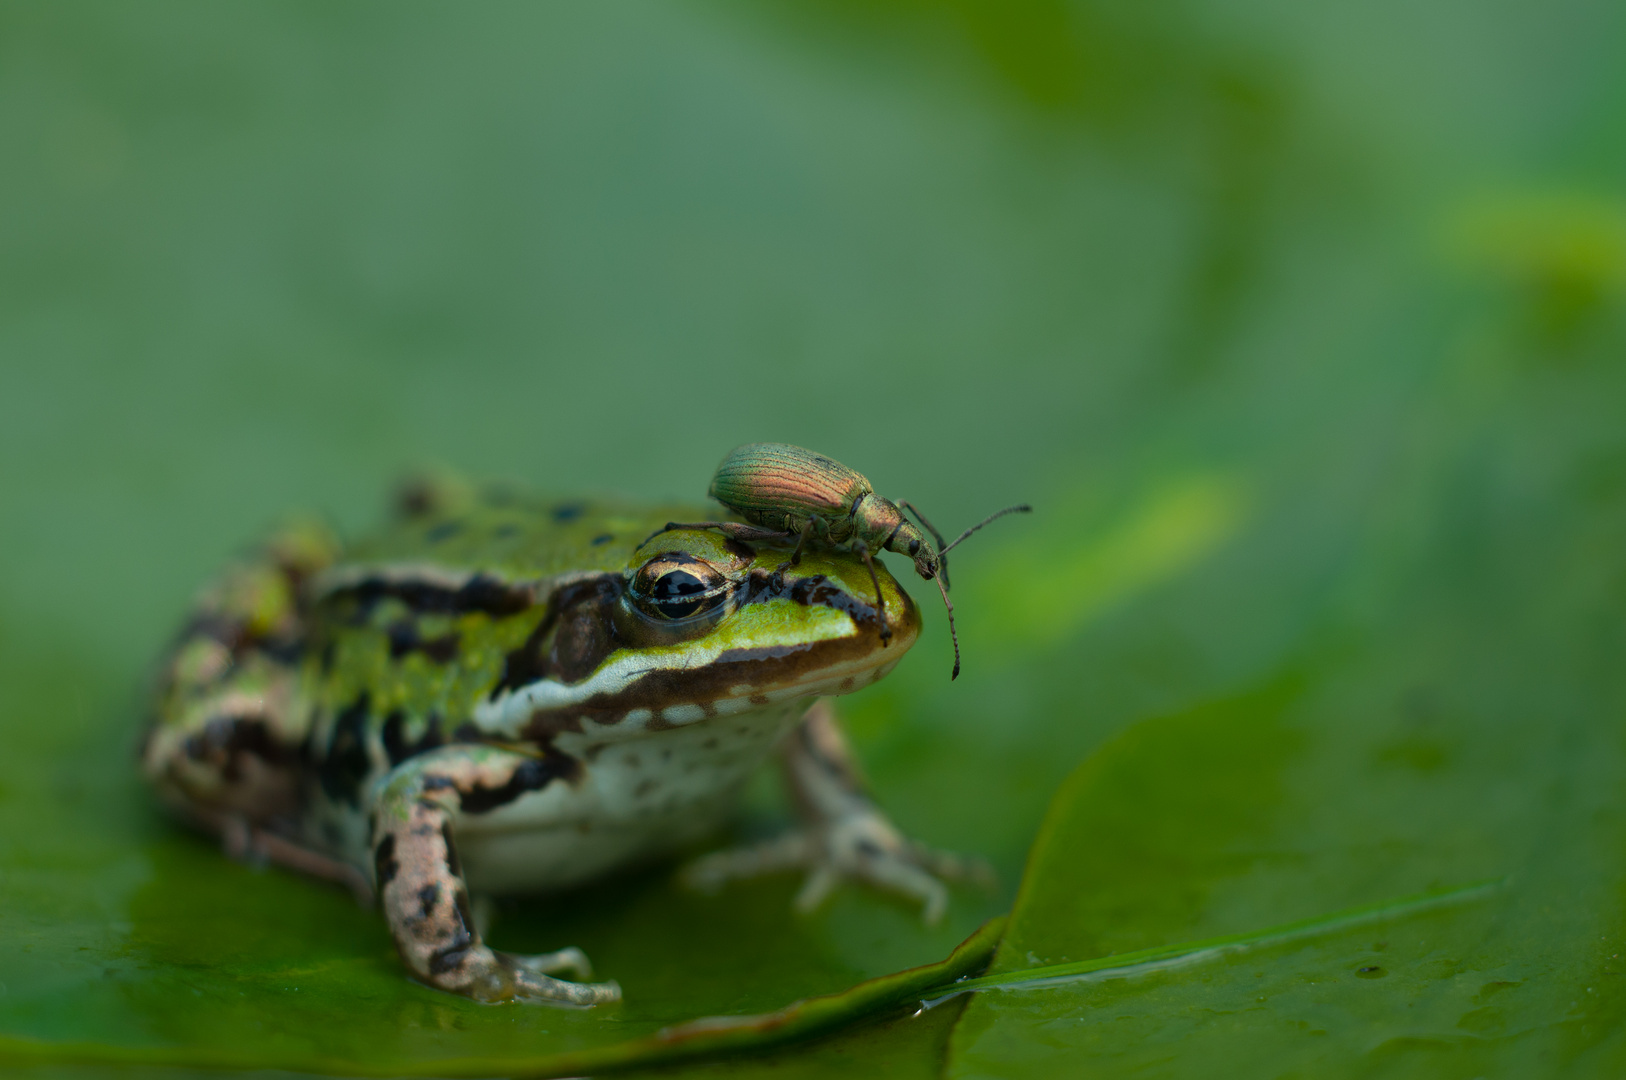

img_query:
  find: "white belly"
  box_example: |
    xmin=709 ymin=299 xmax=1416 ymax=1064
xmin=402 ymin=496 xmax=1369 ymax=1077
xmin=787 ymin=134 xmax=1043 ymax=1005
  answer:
xmin=454 ymin=697 xmax=812 ymax=894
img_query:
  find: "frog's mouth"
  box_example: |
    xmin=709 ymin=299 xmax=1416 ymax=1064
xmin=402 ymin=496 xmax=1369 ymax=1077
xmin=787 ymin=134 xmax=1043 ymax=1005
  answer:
xmin=473 ymin=565 xmax=920 ymax=739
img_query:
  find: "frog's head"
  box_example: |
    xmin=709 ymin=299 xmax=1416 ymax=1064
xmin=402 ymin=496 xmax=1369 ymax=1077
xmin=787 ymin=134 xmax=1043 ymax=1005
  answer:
xmin=478 ymin=523 xmax=921 ymax=735
xmin=603 ymin=528 xmax=921 ymax=713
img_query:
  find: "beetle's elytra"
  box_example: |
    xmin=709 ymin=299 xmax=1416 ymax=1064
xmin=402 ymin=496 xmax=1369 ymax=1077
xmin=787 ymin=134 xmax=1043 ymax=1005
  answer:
xmin=646 ymin=443 xmax=1030 ymax=679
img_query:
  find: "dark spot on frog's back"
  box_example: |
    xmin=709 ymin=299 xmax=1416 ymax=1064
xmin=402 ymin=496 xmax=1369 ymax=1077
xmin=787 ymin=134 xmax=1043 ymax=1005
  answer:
xmin=591 ymin=533 xmax=614 ymax=546
xmin=386 ymin=621 xmax=460 ymax=664
xmin=552 ymin=502 xmax=586 ymax=523
xmin=318 ymin=695 xmax=374 ymax=807
xmin=394 ymin=477 xmax=439 ymax=518
xmin=424 ymin=519 xmax=465 ymax=544
xmin=337 ymin=574 xmax=532 ymax=620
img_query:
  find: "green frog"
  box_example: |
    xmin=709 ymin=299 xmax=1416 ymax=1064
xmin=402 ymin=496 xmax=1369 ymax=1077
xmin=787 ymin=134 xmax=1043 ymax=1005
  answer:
xmin=140 ymin=475 xmax=981 ymax=1006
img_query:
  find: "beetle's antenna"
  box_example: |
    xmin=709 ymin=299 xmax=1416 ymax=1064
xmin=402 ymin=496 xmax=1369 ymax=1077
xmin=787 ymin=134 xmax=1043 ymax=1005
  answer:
xmin=897 ymin=500 xmax=951 ymax=590
xmin=935 ymin=574 xmax=961 ymax=680
xmin=940 ymin=504 xmax=1032 ymax=555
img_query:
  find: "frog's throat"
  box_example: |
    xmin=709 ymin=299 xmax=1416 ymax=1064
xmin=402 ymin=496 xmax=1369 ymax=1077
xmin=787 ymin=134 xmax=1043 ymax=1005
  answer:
xmin=471 ymin=584 xmax=919 ymax=741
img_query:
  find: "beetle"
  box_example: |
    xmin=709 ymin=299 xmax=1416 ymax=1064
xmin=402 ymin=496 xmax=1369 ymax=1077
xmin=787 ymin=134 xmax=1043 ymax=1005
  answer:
xmin=645 ymin=443 xmax=1029 ymax=679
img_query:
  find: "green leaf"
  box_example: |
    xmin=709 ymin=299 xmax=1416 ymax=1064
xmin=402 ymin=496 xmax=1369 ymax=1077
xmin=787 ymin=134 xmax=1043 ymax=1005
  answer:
xmin=935 ymin=880 xmax=1503 ymax=1004
xmin=949 ymin=499 xmax=1626 ymax=1075
xmin=0 ymin=904 xmax=1002 ymax=1076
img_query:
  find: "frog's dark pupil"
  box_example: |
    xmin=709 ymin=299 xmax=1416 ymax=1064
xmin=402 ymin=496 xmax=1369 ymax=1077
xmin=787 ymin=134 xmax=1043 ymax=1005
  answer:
xmin=652 ymin=569 xmax=705 ymax=600
xmin=652 ymin=569 xmax=708 ymax=618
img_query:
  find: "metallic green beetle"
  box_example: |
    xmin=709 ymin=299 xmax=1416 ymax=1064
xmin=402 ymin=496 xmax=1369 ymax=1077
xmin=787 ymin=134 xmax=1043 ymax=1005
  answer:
xmin=648 ymin=443 xmax=1029 ymax=679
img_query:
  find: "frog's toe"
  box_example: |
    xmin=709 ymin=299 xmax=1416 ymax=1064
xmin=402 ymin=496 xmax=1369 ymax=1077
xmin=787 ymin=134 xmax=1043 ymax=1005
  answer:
xmin=684 ymin=817 xmax=989 ymax=925
xmin=431 ymin=944 xmax=619 ymax=1006
xmin=508 ymin=969 xmax=622 ymax=1008
xmin=839 ymin=853 xmax=950 ymax=924
xmin=903 ymin=841 xmax=998 ymax=890
xmin=681 ymin=832 xmax=812 ymax=893
xmin=478 ymin=954 xmax=620 ymax=1006
xmin=505 ymin=945 xmax=594 ymax=980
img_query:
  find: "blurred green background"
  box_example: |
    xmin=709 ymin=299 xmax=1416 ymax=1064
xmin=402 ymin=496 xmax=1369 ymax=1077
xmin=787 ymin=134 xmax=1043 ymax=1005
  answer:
xmin=1 ymin=1 xmax=1624 ymax=1076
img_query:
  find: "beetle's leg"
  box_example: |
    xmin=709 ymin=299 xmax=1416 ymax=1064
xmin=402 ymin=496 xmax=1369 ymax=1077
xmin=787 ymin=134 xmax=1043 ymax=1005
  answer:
xmin=370 ymin=745 xmax=620 ymax=1006
xmin=639 ymin=521 xmax=794 ymax=549
xmin=684 ymin=701 xmax=992 ymax=923
xmin=772 ymin=519 xmax=816 ymax=575
xmin=850 ymin=539 xmax=891 ymax=645
xmin=788 ymin=518 xmax=813 ymax=566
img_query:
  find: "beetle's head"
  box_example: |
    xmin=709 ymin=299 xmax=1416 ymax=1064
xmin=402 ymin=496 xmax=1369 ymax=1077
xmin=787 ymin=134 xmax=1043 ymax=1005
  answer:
xmin=858 ymin=496 xmax=937 ymax=580
xmin=888 ymin=519 xmax=940 ymax=581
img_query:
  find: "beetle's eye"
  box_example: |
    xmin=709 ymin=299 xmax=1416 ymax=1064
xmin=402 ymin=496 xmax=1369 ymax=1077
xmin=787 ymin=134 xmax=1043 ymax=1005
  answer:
xmin=909 ymin=538 xmax=921 ymax=556
xmin=630 ymin=553 xmax=731 ymax=621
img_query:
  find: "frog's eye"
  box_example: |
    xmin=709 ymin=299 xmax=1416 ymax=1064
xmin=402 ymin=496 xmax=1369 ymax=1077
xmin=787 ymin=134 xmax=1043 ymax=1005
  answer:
xmin=648 ymin=568 xmax=711 ymax=618
xmin=628 ymin=553 xmax=732 ymax=622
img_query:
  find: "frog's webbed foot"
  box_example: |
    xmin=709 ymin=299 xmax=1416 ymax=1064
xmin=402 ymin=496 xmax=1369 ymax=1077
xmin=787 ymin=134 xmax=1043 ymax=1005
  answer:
xmin=683 ymin=809 xmax=991 ymax=924
xmin=452 ymin=946 xmax=621 ymax=1006
xmin=372 ymin=746 xmax=621 ymax=1006
xmin=685 ymin=700 xmax=990 ymax=923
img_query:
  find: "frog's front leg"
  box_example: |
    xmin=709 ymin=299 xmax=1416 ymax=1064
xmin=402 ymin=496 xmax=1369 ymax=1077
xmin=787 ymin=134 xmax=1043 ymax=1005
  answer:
xmin=370 ymin=745 xmax=620 ymax=1006
xmin=684 ymin=701 xmax=991 ymax=923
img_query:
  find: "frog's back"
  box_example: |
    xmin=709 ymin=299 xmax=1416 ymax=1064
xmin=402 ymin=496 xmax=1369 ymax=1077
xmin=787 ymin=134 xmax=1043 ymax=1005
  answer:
xmin=298 ymin=484 xmax=718 ymax=841
xmin=346 ymin=475 xmax=710 ymax=581
xmin=141 ymin=481 xmax=711 ymax=843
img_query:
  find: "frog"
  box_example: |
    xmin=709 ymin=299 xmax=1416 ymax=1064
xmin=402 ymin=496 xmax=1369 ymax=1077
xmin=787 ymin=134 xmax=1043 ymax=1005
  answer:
xmin=139 ymin=474 xmax=984 ymax=1006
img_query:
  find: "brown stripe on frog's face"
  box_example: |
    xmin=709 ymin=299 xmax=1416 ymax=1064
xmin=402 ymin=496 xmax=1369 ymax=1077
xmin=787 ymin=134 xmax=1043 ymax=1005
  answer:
xmin=473 ymin=532 xmax=920 ymax=736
